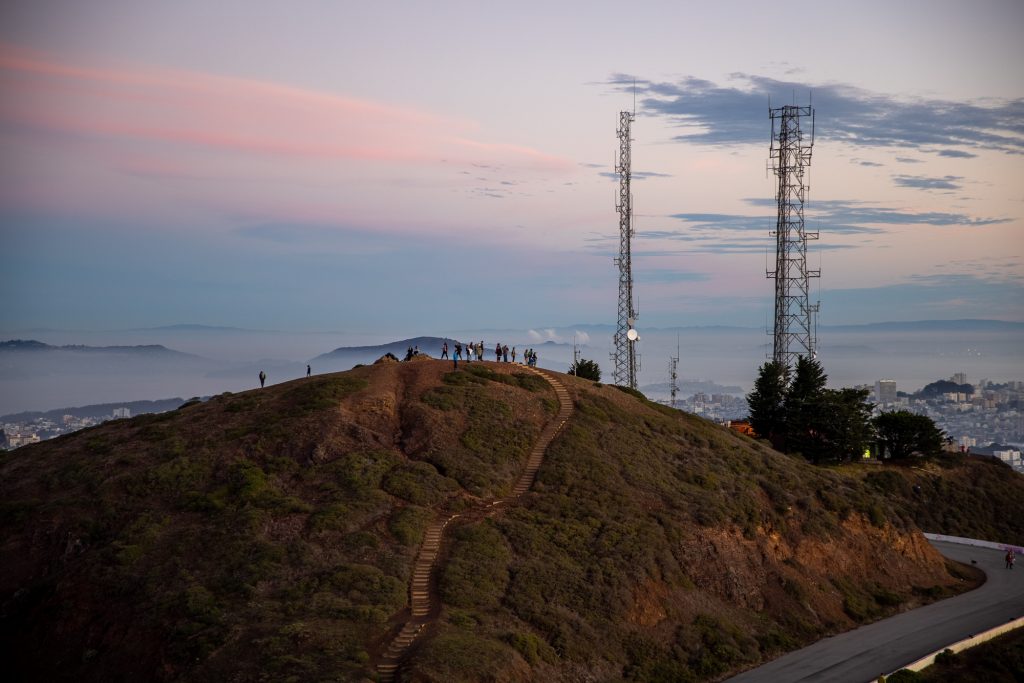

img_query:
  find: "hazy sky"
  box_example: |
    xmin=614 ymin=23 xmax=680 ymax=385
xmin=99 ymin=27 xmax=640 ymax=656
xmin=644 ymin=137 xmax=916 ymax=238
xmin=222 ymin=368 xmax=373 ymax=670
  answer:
xmin=2 ymin=0 xmax=1022 ymax=336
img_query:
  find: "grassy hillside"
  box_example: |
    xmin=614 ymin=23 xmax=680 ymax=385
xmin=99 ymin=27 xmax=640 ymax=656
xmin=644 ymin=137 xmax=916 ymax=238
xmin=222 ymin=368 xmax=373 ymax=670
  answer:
xmin=2 ymin=361 xmax=1017 ymax=682
xmin=0 ymin=361 xmax=555 ymax=682
xmin=851 ymin=455 xmax=1024 ymax=546
xmin=406 ymin=379 xmax=992 ymax=682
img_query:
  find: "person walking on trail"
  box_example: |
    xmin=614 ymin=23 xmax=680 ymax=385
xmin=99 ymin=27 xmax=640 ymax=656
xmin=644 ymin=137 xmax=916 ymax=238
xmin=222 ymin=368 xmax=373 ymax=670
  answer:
xmin=1008 ymin=549 xmax=1016 ymax=569
xmin=466 ymin=342 xmax=473 ymax=362
xmin=502 ymin=344 xmax=509 ymax=362
xmin=511 ymin=346 xmax=517 ymax=363
xmin=441 ymin=341 xmax=449 ymax=359
xmin=451 ymin=343 xmax=458 ymax=369
xmin=306 ymin=364 xmax=311 ymax=377
xmin=478 ymin=341 xmax=484 ymax=360
xmin=495 ymin=342 xmax=502 ymax=361
xmin=259 ymin=370 xmax=266 ymax=388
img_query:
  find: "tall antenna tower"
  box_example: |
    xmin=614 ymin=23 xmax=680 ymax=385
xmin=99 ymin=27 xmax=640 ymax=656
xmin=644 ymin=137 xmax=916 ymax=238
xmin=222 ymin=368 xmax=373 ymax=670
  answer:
xmin=612 ymin=109 xmax=639 ymax=389
xmin=767 ymin=103 xmax=818 ymax=369
xmin=669 ymin=336 xmax=679 ymax=408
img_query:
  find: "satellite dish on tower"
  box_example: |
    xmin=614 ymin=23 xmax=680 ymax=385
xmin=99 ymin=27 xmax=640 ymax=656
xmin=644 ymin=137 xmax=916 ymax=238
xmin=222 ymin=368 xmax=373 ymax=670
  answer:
xmin=626 ymin=329 xmax=639 ymax=341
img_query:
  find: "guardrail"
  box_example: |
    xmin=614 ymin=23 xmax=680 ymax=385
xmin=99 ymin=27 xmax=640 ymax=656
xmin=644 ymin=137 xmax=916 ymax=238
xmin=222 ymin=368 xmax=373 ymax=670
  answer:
xmin=924 ymin=532 xmax=1024 ymax=554
xmin=880 ymin=533 xmax=1024 ymax=680
xmin=884 ymin=615 xmax=1024 ymax=676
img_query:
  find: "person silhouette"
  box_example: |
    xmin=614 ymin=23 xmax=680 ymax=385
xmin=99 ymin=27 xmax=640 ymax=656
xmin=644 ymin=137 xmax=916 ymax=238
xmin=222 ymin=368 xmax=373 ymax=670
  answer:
xmin=306 ymin=364 xmax=311 ymax=377
xmin=259 ymin=370 xmax=266 ymax=388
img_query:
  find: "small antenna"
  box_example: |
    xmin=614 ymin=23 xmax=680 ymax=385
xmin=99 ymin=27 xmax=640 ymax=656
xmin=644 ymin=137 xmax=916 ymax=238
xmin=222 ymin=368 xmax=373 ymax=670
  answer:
xmin=633 ymin=78 xmax=637 ymax=115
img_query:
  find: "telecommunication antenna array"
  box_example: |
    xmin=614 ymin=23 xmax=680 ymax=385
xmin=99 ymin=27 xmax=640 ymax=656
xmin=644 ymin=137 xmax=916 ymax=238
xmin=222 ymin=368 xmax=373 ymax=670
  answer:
xmin=612 ymin=109 xmax=640 ymax=389
xmin=766 ymin=103 xmax=818 ymax=369
xmin=669 ymin=336 xmax=679 ymax=409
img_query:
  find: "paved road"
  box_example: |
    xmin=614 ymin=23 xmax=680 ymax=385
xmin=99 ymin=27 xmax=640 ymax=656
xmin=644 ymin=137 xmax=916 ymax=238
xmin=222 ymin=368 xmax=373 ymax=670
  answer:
xmin=727 ymin=541 xmax=1024 ymax=683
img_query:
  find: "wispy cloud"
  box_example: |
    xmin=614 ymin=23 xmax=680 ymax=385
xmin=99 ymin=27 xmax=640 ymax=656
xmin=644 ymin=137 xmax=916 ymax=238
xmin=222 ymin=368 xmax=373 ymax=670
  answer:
xmin=582 ymin=198 xmax=1011 ymax=255
xmin=598 ymin=170 xmax=673 ymax=181
xmin=892 ymin=174 xmax=962 ymax=191
xmin=0 ymin=43 xmax=573 ymax=171
xmin=935 ymin=149 xmax=978 ymax=159
xmin=608 ymin=73 xmax=1024 ymax=154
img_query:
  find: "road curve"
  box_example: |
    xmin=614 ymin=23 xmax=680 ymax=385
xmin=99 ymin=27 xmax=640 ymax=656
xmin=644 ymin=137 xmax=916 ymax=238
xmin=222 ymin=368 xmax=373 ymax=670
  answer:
xmin=727 ymin=540 xmax=1024 ymax=683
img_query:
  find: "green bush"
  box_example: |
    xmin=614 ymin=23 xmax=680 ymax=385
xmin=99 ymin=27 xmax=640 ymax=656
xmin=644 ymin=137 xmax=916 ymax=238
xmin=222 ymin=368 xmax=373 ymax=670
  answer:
xmin=439 ymin=523 xmax=511 ymax=608
xmin=412 ymin=630 xmax=517 ymax=682
xmin=388 ymin=505 xmax=430 ymax=546
xmin=382 ymin=461 xmax=458 ymax=505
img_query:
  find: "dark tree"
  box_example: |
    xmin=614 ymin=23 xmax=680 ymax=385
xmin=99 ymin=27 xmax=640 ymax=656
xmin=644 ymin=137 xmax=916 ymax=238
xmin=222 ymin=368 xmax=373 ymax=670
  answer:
xmin=570 ymin=358 xmax=601 ymax=382
xmin=747 ymin=360 xmax=788 ymax=449
xmin=786 ymin=356 xmax=828 ymax=459
xmin=813 ymin=388 xmax=875 ymax=463
xmin=874 ymin=410 xmax=945 ymax=459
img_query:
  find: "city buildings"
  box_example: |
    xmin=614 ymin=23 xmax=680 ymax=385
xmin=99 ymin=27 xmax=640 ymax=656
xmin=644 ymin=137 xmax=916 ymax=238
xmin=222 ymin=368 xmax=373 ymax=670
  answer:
xmin=875 ymin=379 xmax=897 ymax=406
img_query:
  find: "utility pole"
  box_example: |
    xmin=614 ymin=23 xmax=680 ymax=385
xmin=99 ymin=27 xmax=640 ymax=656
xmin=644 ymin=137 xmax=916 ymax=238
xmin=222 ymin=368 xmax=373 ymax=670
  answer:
xmin=612 ymin=109 xmax=640 ymax=389
xmin=767 ymin=103 xmax=818 ymax=370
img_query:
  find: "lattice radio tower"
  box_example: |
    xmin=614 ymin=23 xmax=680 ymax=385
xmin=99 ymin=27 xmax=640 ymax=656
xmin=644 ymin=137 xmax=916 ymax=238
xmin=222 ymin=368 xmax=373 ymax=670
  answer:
xmin=669 ymin=335 xmax=680 ymax=408
xmin=612 ymin=109 xmax=639 ymax=389
xmin=767 ymin=103 xmax=818 ymax=370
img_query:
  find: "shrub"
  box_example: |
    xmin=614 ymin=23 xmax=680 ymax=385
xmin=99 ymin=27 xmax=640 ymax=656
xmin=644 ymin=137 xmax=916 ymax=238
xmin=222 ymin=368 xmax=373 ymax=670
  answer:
xmin=439 ymin=523 xmax=511 ymax=608
xmin=569 ymin=358 xmax=601 ymax=381
xmin=381 ymin=461 xmax=458 ymax=506
xmin=388 ymin=506 xmax=430 ymax=546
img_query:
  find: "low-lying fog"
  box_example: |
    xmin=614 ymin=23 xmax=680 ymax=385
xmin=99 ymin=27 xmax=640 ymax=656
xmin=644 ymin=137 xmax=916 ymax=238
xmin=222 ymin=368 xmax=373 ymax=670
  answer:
xmin=2 ymin=323 xmax=1021 ymax=415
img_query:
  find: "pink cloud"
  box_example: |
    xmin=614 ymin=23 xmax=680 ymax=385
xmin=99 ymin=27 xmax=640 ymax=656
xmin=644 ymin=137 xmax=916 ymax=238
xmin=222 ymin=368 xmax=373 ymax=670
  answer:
xmin=0 ymin=43 xmax=572 ymax=171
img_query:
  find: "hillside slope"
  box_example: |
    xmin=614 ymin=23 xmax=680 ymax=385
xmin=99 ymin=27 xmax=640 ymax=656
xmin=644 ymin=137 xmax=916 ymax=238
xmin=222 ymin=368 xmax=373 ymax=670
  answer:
xmin=403 ymin=377 xmax=986 ymax=682
xmin=0 ymin=361 xmax=1006 ymax=682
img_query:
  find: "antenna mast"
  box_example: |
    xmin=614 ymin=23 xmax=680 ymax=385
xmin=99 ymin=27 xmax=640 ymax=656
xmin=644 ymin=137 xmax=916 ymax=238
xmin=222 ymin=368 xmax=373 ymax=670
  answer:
xmin=612 ymin=108 xmax=639 ymax=389
xmin=767 ymin=103 xmax=818 ymax=369
xmin=669 ymin=335 xmax=679 ymax=408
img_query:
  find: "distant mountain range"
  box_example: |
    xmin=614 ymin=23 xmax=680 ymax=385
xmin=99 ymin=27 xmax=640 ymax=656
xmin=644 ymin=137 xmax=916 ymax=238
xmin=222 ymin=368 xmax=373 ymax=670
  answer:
xmin=1 ymin=397 xmax=187 ymax=423
xmin=311 ymin=336 xmax=457 ymax=372
xmin=0 ymin=339 xmax=201 ymax=357
xmin=818 ymin=319 xmax=1024 ymax=332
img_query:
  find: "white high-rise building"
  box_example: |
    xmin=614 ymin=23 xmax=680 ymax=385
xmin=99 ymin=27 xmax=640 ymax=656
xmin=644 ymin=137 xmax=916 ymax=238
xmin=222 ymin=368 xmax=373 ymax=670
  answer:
xmin=875 ymin=379 xmax=897 ymax=405
xmin=112 ymin=407 xmax=131 ymax=419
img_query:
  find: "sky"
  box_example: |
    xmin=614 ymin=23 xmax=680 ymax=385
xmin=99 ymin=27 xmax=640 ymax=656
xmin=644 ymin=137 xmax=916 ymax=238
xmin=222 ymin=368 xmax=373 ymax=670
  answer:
xmin=2 ymin=0 xmax=1022 ymax=339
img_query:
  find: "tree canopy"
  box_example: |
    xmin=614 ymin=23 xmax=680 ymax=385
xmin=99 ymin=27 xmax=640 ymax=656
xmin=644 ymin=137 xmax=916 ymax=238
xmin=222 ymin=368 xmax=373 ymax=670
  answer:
xmin=874 ymin=410 xmax=945 ymax=459
xmin=747 ymin=356 xmax=875 ymax=464
xmin=747 ymin=360 xmax=788 ymax=450
xmin=570 ymin=358 xmax=601 ymax=382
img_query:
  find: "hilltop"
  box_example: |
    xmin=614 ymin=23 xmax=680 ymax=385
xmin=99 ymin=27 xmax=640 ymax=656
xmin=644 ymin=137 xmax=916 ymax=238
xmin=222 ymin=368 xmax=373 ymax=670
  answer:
xmin=2 ymin=361 xmax=1019 ymax=682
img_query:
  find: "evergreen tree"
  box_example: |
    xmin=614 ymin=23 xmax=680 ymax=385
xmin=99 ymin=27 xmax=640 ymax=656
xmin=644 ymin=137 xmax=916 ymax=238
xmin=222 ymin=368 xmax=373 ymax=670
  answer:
xmin=746 ymin=360 xmax=788 ymax=449
xmin=814 ymin=388 xmax=875 ymax=463
xmin=570 ymin=358 xmax=601 ymax=382
xmin=874 ymin=410 xmax=945 ymax=459
xmin=785 ymin=356 xmax=828 ymax=459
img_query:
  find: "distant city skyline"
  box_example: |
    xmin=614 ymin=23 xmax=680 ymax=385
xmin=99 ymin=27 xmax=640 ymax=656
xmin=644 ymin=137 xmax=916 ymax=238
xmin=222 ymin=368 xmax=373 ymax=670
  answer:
xmin=2 ymin=0 xmax=1022 ymax=335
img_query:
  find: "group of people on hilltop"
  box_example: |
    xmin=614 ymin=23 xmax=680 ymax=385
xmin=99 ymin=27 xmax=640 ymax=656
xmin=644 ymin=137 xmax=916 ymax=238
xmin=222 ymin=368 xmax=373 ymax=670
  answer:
xmin=404 ymin=345 xmax=421 ymax=361
xmin=440 ymin=340 xmax=538 ymax=369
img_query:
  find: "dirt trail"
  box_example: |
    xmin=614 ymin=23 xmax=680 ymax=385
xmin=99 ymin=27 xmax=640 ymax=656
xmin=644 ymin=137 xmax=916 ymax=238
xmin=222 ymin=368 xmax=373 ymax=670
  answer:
xmin=375 ymin=365 xmax=573 ymax=682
